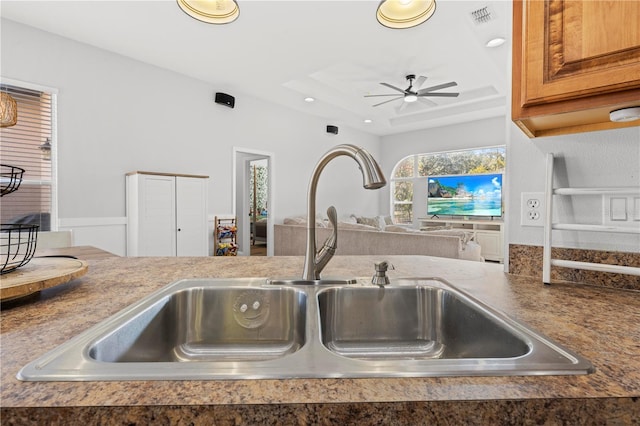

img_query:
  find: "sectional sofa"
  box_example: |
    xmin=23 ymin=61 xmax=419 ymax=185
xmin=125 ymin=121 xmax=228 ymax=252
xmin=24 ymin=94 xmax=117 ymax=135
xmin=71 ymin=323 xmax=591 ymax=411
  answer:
xmin=273 ymin=218 xmax=483 ymax=261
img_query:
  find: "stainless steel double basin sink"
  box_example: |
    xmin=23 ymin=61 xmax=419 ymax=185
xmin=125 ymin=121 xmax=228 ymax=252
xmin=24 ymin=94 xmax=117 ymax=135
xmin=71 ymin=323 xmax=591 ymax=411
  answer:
xmin=18 ymin=278 xmax=593 ymax=381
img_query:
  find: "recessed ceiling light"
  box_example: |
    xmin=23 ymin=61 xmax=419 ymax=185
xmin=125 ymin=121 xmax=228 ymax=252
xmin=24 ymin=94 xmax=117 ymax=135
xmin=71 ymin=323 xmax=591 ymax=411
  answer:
xmin=486 ymin=37 xmax=506 ymax=48
xmin=304 ymin=97 xmax=315 ymax=103
xmin=364 ymin=119 xmax=373 ymax=124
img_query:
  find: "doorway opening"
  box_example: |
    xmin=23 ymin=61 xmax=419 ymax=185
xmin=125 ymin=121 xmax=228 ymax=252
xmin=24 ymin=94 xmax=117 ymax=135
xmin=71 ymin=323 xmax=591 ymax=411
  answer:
xmin=249 ymin=159 xmax=268 ymax=256
xmin=233 ymin=148 xmax=274 ymax=256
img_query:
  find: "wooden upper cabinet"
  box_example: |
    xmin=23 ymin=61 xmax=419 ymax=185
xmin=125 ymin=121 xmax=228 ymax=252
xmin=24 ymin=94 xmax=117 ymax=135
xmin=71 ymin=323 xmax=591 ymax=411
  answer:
xmin=512 ymin=0 xmax=640 ymax=138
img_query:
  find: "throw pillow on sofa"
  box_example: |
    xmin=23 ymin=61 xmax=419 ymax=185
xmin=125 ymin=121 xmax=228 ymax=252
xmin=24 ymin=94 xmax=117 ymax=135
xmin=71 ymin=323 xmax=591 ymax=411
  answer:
xmin=283 ymin=216 xmax=328 ymax=227
xmin=355 ymin=215 xmax=384 ymax=230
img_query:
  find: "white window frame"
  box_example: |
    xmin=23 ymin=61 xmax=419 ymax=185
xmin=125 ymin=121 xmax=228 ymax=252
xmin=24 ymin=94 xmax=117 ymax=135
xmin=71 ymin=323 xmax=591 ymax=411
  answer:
xmin=390 ymin=146 xmax=506 ymax=227
xmin=1 ymin=77 xmax=58 ymax=231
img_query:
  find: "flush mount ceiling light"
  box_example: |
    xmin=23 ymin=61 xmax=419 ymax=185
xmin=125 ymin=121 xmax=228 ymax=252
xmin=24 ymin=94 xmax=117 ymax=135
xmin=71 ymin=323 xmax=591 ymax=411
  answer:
xmin=609 ymin=107 xmax=640 ymax=122
xmin=177 ymin=0 xmax=239 ymax=24
xmin=0 ymin=92 xmax=18 ymax=128
xmin=376 ymin=0 xmax=436 ymax=29
xmin=304 ymin=97 xmax=315 ymax=103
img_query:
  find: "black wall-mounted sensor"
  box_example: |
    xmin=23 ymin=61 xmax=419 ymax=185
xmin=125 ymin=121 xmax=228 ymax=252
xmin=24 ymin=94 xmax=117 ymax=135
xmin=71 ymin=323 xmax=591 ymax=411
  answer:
xmin=215 ymin=92 xmax=235 ymax=108
xmin=326 ymin=125 xmax=339 ymax=135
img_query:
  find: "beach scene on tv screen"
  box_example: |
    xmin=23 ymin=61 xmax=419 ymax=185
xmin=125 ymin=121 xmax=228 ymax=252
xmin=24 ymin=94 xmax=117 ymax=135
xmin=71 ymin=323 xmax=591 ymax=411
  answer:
xmin=427 ymin=174 xmax=502 ymax=217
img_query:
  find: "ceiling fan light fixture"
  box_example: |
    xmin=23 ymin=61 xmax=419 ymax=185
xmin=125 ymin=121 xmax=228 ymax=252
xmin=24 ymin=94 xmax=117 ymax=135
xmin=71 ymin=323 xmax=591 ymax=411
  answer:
xmin=376 ymin=0 xmax=436 ymax=29
xmin=403 ymin=94 xmax=418 ymax=103
xmin=177 ymin=0 xmax=239 ymax=24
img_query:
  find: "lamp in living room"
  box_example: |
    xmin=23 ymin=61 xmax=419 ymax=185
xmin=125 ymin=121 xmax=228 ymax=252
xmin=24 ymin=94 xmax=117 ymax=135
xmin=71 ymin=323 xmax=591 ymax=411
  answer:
xmin=176 ymin=0 xmax=239 ymax=24
xmin=376 ymin=0 xmax=436 ymax=29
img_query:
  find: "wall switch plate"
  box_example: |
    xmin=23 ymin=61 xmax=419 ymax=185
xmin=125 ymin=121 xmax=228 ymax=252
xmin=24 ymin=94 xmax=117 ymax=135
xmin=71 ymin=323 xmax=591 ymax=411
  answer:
xmin=603 ymin=194 xmax=640 ymax=226
xmin=521 ymin=192 xmax=545 ymax=227
xmin=609 ymin=197 xmax=628 ymax=221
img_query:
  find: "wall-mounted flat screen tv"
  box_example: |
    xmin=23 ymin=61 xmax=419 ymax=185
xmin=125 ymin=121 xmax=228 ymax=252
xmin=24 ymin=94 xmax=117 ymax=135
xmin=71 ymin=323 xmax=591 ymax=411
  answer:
xmin=427 ymin=173 xmax=503 ymax=218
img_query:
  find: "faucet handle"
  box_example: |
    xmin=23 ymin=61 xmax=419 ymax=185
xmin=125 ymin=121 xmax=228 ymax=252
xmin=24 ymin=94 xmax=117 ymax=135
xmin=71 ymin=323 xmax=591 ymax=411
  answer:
xmin=372 ymin=261 xmax=391 ymax=286
xmin=326 ymin=206 xmax=337 ymax=229
xmin=315 ymin=206 xmax=338 ymax=273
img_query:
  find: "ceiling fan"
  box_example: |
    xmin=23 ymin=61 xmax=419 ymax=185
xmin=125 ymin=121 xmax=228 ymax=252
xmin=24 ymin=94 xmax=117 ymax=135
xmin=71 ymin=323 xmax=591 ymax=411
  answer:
xmin=365 ymin=74 xmax=459 ymax=108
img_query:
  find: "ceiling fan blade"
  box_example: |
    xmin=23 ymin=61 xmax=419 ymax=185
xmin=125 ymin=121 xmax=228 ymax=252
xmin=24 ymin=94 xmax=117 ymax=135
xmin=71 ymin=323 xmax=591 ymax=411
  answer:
xmin=364 ymin=94 xmax=406 ymax=98
xmin=414 ymin=75 xmax=427 ymax=89
xmin=380 ymin=82 xmax=407 ymax=93
xmin=373 ymin=96 xmax=403 ymax=107
xmin=417 ymin=97 xmax=438 ymax=107
xmin=417 ymin=81 xmax=458 ymax=95
xmin=396 ymin=101 xmax=410 ymax=114
xmin=419 ymin=92 xmax=460 ymax=97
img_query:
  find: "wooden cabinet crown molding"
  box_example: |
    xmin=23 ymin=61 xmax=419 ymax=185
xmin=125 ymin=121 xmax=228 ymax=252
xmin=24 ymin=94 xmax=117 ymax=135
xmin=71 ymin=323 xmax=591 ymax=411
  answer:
xmin=512 ymin=0 xmax=640 ymax=138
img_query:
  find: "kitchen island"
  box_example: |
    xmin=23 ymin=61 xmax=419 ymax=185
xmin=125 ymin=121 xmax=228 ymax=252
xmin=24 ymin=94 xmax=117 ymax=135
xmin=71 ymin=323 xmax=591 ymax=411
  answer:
xmin=1 ymin=254 xmax=639 ymax=424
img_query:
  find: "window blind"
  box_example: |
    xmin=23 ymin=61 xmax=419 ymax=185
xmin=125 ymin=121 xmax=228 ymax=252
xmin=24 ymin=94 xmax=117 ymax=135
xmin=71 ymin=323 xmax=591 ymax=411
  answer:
xmin=0 ymin=83 xmax=54 ymax=231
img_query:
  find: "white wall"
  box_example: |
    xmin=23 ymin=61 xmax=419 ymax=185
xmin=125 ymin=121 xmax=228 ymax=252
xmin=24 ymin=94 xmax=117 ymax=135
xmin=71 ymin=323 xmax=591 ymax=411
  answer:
xmin=507 ymin=123 xmax=640 ymax=252
xmin=1 ymin=20 xmax=382 ymax=254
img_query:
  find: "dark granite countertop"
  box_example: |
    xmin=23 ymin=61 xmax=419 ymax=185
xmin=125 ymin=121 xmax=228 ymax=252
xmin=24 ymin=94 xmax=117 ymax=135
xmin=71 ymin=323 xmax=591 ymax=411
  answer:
xmin=1 ymin=255 xmax=639 ymax=424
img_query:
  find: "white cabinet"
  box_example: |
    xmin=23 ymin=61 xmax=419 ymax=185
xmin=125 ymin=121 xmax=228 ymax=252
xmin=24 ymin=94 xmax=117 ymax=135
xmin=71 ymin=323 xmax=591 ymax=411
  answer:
xmin=474 ymin=230 xmax=502 ymax=263
xmin=126 ymin=172 xmax=208 ymax=257
xmin=418 ymin=218 xmax=504 ymax=263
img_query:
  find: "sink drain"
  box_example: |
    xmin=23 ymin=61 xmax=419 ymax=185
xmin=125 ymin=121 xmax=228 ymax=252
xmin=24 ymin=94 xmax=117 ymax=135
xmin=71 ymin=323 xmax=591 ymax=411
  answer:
xmin=233 ymin=290 xmax=270 ymax=329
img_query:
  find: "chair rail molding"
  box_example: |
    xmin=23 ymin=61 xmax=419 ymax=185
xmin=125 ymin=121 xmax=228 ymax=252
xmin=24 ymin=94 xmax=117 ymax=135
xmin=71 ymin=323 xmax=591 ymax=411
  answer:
xmin=58 ymin=216 xmax=127 ymax=256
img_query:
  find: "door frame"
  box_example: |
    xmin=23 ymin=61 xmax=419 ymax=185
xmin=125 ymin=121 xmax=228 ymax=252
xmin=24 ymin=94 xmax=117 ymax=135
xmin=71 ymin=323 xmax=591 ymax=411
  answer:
xmin=232 ymin=147 xmax=275 ymax=256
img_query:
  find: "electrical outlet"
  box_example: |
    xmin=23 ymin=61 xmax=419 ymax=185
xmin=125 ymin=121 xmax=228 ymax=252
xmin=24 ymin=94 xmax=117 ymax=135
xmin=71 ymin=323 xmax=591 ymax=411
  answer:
xmin=521 ymin=192 xmax=545 ymax=227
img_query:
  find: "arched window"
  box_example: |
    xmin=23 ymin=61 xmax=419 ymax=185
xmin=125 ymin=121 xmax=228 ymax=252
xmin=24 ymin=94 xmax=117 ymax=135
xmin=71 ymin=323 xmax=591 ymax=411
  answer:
xmin=390 ymin=146 xmax=506 ymax=224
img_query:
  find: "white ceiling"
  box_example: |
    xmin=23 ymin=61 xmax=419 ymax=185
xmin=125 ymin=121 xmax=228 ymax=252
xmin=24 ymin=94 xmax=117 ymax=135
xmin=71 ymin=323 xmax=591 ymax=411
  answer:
xmin=0 ymin=0 xmax=511 ymax=136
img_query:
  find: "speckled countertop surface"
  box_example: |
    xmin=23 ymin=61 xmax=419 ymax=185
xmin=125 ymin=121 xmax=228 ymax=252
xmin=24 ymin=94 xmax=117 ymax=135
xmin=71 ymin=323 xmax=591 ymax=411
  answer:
xmin=1 ymin=255 xmax=639 ymax=424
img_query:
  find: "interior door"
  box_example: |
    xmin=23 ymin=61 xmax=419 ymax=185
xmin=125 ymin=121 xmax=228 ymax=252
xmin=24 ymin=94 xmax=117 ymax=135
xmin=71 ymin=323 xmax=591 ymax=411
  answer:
xmin=176 ymin=176 xmax=208 ymax=256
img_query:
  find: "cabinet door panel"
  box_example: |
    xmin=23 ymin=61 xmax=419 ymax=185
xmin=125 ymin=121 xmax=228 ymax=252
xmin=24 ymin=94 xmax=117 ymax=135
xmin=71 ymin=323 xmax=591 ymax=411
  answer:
xmin=140 ymin=175 xmax=176 ymax=256
xmin=476 ymin=232 xmax=501 ymax=262
xmin=523 ymin=0 xmax=640 ymax=106
xmin=176 ymin=177 xmax=208 ymax=256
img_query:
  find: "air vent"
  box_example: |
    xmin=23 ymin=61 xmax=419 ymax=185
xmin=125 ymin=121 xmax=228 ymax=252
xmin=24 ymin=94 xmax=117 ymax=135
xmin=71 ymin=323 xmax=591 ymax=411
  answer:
xmin=470 ymin=6 xmax=494 ymax=24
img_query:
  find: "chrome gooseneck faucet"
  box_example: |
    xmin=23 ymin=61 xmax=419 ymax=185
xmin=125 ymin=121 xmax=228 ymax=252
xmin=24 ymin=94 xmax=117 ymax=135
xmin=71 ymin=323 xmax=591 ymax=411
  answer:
xmin=303 ymin=144 xmax=387 ymax=281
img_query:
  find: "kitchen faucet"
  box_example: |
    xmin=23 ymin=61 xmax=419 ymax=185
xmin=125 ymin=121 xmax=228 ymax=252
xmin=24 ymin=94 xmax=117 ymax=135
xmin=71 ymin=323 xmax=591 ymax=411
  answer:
xmin=302 ymin=144 xmax=386 ymax=281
